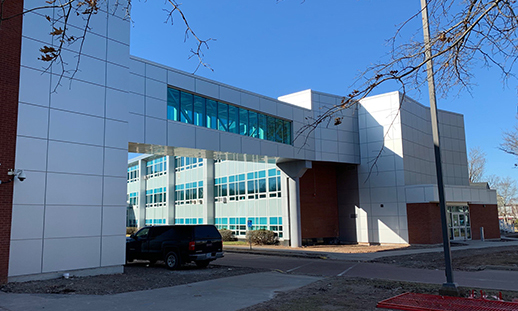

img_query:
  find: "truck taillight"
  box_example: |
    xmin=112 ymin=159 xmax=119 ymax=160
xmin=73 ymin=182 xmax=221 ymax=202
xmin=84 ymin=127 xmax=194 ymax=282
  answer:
xmin=189 ymin=241 xmax=195 ymax=251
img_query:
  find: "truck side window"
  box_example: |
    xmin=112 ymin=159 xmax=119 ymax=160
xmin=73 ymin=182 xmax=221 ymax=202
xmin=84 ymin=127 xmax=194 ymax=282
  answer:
xmin=135 ymin=228 xmax=149 ymax=239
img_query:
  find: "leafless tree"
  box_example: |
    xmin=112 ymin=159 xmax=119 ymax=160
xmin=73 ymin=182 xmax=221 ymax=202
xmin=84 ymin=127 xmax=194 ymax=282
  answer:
xmin=489 ymin=175 xmax=518 ymax=216
xmin=468 ymin=146 xmax=487 ymax=183
xmin=501 ymin=121 xmax=518 ymax=162
xmin=299 ymin=0 xmax=518 ymax=140
xmin=0 ymin=0 xmax=211 ymax=91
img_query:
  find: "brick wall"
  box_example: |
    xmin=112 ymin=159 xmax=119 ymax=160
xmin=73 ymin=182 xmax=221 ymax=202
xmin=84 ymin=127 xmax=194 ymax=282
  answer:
xmin=0 ymin=0 xmax=23 ymax=283
xmin=407 ymin=203 xmax=500 ymax=244
xmin=407 ymin=203 xmax=443 ymax=244
xmin=469 ymin=204 xmax=500 ymax=240
xmin=299 ymin=162 xmax=339 ymax=241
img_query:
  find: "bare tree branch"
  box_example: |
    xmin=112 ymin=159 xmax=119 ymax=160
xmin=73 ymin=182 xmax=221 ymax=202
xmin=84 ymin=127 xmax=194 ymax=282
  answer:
xmin=468 ymin=146 xmax=486 ymax=183
xmin=164 ymin=0 xmax=214 ymax=73
xmin=0 ymin=0 xmax=212 ymax=91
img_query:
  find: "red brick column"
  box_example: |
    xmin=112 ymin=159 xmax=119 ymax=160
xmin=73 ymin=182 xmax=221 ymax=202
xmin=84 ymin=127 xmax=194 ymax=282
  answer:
xmin=469 ymin=204 xmax=500 ymax=240
xmin=300 ymin=162 xmax=339 ymax=241
xmin=0 ymin=0 xmax=23 ymax=284
xmin=407 ymin=203 xmax=443 ymax=244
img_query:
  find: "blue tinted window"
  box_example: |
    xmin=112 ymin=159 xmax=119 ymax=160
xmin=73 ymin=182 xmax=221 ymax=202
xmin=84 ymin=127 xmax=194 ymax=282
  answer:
xmin=206 ymin=99 xmax=217 ymax=129
xmin=180 ymin=92 xmax=193 ymax=124
xmin=228 ymin=105 xmax=239 ymax=134
xmin=247 ymin=180 xmax=255 ymax=194
xmin=167 ymin=88 xmax=180 ymax=121
xmin=194 ymin=95 xmax=206 ymax=127
xmin=258 ymin=114 xmax=267 ymax=140
xmin=239 ymin=108 xmax=248 ymax=135
xmin=218 ymin=102 xmax=228 ymax=131
xmin=283 ymin=120 xmax=291 ymax=144
xmin=275 ymin=118 xmax=284 ymax=143
xmin=167 ymin=87 xmax=292 ymax=145
xmin=267 ymin=116 xmax=276 ymax=141
xmin=269 ymin=177 xmax=277 ymax=192
xmin=248 ymin=111 xmax=258 ymax=137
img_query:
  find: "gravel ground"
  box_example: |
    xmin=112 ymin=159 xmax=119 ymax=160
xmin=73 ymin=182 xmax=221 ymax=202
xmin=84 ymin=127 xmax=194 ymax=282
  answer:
xmin=371 ymin=245 xmax=518 ymax=270
xmin=0 ymin=261 xmax=265 ymax=295
xmin=239 ymin=277 xmax=518 ymax=311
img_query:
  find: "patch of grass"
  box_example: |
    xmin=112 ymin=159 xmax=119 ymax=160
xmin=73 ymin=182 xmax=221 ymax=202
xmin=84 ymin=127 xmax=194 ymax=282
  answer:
xmin=223 ymin=241 xmax=249 ymax=246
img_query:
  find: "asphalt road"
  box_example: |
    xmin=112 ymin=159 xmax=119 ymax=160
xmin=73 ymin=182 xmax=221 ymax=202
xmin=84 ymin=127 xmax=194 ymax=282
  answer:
xmin=218 ymin=252 xmax=358 ymax=276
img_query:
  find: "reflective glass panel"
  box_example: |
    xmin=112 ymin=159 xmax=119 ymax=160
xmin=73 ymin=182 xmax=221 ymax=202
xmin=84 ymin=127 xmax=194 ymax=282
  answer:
xmin=167 ymin=88 xmax=180 ymax=121
xmin=180 ymin=92 xmax=193 ymax=124
xmin=283 ymin=120 xmax=291 ymax=144
xmin=239 ymin=108 xmax=248 ymax=136
xmin=258 ymin=114 xmax=267 ymax=139
xmin=206 ymin=99 xmax=217 ymax=129
xmin=228 ymin=105 xmax=239 ymax=134
xmin=249 ymin=111 xmax=258 ymax=137
xmin=218 ymin=102 xmax=228 ymax=131
xmin=275 ymin=118 xmax=284 ymax=143
xmin=193 ymin=95 xmax=206 ymax=127
xmin=267 ymin=116 xmax=276 ymax=141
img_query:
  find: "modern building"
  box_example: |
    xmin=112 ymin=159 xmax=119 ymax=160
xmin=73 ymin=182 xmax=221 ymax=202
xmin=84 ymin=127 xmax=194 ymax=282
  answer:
xmin=127 ymin=156 xmax=286 ymax=240
xmin=2 ymin=2 xmax=499 ymax=283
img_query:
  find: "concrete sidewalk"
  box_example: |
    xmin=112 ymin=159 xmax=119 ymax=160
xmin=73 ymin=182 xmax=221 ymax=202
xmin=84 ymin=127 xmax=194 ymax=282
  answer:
xmin=0 ymin=272 xmax=322 ymax=311
xmin=223 ymin=239 xmax=518 ymax=261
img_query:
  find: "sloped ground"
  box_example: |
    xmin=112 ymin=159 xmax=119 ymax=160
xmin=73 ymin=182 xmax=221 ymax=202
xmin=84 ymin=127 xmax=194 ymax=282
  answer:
xmin=240 ymin=277 xmax=518 ymax=311
xmin=1 ymin=262 xmax=264 ymax=295
xmin=371 ymin=245 xmax=518 ymax=271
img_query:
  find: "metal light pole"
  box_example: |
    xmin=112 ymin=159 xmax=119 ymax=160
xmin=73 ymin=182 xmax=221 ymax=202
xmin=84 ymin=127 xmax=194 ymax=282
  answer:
xmin=420 ymin=0 xmax=459 ymax=296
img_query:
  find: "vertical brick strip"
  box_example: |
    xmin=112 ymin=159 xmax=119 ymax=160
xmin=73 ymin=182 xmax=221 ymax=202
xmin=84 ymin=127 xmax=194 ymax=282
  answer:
xmin=0 ymin=0 xmax=23 ymax=284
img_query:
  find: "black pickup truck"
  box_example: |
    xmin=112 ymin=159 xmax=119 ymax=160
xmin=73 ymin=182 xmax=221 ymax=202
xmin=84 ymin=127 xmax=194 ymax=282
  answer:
xmin=126 ymin=225 xmax=224 ymax=269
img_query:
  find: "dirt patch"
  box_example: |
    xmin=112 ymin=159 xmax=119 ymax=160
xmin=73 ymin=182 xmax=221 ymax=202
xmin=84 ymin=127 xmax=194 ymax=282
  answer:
xmin=228 ymin=243 xmax=436 ymax=254
xmin=372 ymin=245 xmax=518 ymax=270
xmin=240 ymin=277 xmax=518 ymax=311
xmin=1 ymin=261 xmax=265 ymax=295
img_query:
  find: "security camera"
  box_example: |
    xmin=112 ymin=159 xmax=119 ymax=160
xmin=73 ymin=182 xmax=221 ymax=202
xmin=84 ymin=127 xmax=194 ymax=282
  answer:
xmin=8 ymin=169 xmax=26 ymax=182
xmin=17 ymin=170 xmax=26 ymax=182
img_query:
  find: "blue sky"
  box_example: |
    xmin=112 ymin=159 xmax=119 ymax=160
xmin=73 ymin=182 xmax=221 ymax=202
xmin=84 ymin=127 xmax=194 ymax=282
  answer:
xmin=129 ymin=0 xmax=517 ymax=181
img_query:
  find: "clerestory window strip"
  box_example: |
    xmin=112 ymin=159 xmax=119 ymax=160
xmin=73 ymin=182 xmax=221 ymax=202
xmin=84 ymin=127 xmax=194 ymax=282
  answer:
xmin=167 ymin=86 xmax=292 ymax=145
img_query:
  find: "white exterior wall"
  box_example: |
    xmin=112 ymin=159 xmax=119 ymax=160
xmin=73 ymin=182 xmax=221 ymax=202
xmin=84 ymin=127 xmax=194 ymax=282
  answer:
xmin=357 ymin=92 xmax=408 ymax=244
xmin=400 ymin=97 xmax=469 ymax=186
xmin=357 ymin=92 xmax=495 ymax=244
xmin=279 ymin=90 xmax=360 ymax=163
xmin=10 ymin=4 xmax=129 ymax=279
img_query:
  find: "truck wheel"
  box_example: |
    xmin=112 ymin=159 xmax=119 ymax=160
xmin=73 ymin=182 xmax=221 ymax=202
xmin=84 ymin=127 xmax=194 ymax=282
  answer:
xmin=195 ymin=260 xmax=210 ymax=268
xmin=165 ymin=252 xmax=180 ymax=270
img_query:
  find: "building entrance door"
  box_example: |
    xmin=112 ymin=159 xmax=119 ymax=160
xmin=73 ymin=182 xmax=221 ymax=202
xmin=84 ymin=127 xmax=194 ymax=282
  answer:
xmin=447 ymin=205 xmax=471 ymax=240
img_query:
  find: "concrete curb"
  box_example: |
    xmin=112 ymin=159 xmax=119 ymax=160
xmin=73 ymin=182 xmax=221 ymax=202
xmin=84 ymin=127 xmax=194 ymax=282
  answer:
xmin=224 ymin=248 xmax=330 ymax=260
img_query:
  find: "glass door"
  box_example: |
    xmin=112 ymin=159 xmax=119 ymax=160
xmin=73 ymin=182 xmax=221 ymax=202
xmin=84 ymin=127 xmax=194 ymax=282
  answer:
xmin=447 ymin=206 xmax=471 ymax=240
